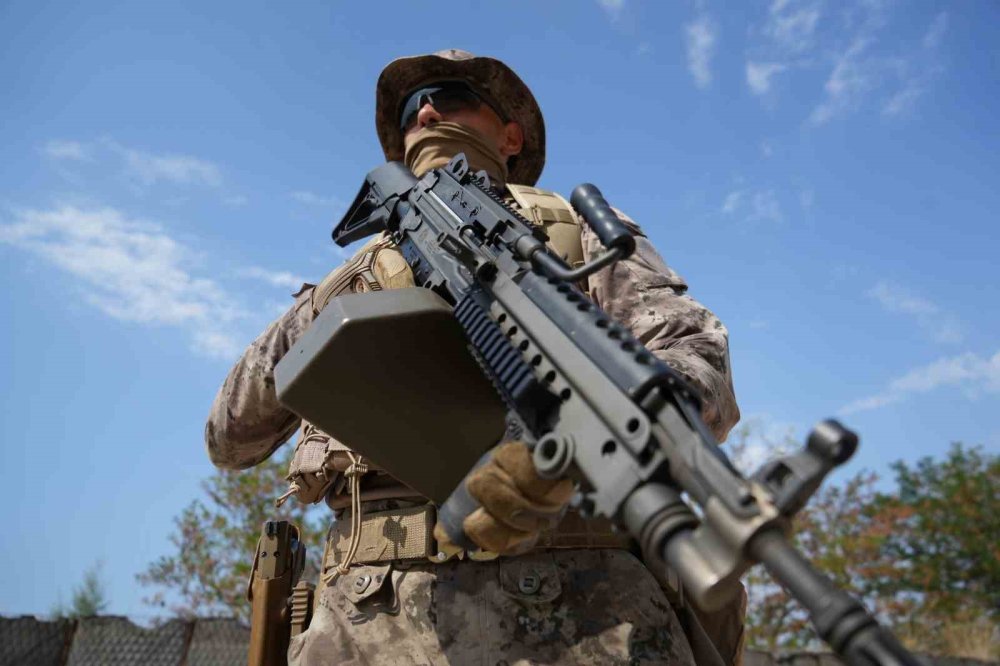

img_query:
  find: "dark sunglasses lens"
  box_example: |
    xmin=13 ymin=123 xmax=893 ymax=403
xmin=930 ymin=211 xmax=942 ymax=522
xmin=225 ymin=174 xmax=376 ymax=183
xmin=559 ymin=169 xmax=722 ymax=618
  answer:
xmin=400 ymin=85 xmax=483 ymax=130
xmin=431 ymin=88 xmax=481 ymax=113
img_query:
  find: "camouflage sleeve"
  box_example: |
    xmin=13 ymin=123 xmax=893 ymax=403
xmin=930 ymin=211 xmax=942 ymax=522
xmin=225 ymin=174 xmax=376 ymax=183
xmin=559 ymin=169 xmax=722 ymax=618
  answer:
xmin=582 ymin=212 xmax=740 ymax=441
xmin=205 ymin=287 xmax=315 ymax=470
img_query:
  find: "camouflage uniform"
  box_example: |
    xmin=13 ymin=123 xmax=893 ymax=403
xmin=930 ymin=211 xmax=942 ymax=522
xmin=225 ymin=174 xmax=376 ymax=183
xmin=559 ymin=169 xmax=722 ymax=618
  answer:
xmin=206 ymin=49 xmax=743 ymax=665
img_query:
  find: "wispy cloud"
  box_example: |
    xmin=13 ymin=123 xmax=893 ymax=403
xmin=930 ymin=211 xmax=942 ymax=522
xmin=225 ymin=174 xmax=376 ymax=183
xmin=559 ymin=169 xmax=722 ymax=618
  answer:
xmin=720 ymin=188 xmax=784 ymax=224
xmin=237 ymin=267 xmax=308 ymax=291
xmin=746 ymin=61 xmax=789 ymax=95
xmin=809 ymin=38 xmax=874 ymax=125
xmin=721 ymin=190 xmax=744 ymax=215
xmin=881 ymin=11 xmax=948 ymax=117
xmin=685 ymin=15 xmax=717 ymax=89
xmin=881 ymin=84 xmax=922 ymax=118
xmin=742 ymin=0 xmax=819 ymax=96
xmin=39 ymin=137 xmax=230 ymax=197
xmin=746 ymin=3 xmax=946 ymax=123
xmin=290 ymin=191 xmax=343 ymax=208
xmin=110 ymin=143 xmax=223 ymax=188
xmin=922 ymin=11 xmax=948 ymax=50
xmin=41 ymin=140 xmax=93 ymax=162
xmin=810 ymin=7 xmax=947 ymax=124
xmin=0 ymin=205 xmax=245 ymax=359
xmin=749 ymin=190 xmax=783 ymax=223
xmin=867 ymin=281 xmax=963 ymax=344
xmin=763 ymin=0 xmax=821 ymax=54
xmin=840 ymin=351 xmax=1000 ymax=415
xmin=596 ymin=0 xmax=625 ymax=19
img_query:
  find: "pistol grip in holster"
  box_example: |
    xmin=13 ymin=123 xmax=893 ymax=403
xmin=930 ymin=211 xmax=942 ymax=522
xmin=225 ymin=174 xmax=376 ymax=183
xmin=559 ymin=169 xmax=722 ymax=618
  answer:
xmin=247 ymin=520 xmax=313 ymax=666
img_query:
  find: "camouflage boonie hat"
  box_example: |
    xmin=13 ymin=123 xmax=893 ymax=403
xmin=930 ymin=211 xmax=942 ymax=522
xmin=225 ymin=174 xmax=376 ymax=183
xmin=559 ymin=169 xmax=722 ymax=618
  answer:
xmin=376 ymin=49 xmax=546 ymax=186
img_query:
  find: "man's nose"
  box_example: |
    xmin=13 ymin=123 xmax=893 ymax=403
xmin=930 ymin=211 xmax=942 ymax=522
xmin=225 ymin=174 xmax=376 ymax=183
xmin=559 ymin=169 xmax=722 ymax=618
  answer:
xmin=416 ymin=102 xmax=443 ymax=128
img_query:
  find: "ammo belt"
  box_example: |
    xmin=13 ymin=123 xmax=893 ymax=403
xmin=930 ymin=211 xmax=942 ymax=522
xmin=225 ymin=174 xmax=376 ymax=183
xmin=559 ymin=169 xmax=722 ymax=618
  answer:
xmin=324 ymin=504 xmax=633 ymax=570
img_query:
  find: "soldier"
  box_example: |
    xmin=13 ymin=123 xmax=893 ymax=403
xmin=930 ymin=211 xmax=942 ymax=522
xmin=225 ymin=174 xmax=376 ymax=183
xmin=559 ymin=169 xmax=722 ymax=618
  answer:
xmin=207 ymin=50 xmax=744 ymax=665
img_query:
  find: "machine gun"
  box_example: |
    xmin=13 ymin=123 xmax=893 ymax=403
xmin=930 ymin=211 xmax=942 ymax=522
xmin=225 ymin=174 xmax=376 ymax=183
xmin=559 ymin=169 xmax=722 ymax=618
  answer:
xmin=274 ymin=154 xmax=922 ymax=665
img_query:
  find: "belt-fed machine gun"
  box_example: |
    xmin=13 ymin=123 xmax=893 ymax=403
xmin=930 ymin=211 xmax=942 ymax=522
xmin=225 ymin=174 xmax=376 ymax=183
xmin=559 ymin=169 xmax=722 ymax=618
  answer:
xmin=275 ymin=154 xmax=923 ymax=666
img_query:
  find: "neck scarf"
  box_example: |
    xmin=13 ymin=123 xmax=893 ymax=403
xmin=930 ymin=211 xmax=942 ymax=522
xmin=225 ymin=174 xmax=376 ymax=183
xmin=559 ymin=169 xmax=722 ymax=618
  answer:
xmin=403 ymin=121 xmax=508 ymax=186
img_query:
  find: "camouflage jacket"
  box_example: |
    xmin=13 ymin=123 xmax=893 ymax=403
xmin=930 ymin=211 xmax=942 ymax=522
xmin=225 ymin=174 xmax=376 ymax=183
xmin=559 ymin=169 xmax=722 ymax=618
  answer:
xmin=205 ymin=195 xmax=741 ymax=485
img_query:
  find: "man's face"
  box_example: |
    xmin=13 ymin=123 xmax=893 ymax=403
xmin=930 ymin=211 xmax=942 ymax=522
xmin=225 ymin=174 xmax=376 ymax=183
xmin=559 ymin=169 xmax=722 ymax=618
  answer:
xmin=403 ymin=85 xmax=524 ymax=159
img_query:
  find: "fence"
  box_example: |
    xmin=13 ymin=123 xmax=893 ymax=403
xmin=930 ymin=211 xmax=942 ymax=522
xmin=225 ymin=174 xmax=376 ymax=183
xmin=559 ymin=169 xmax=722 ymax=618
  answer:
xmin=1 ymin=616 xmax=995 ymax=666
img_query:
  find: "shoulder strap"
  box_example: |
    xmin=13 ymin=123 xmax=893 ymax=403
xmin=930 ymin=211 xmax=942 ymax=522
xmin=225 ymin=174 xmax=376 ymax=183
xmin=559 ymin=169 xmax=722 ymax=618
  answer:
xmin=507 ymin=184 xmax=584 ymax=268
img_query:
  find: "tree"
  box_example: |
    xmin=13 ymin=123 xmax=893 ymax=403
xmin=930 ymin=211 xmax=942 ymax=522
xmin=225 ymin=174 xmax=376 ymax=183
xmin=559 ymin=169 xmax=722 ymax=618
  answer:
xmin=138 ymin=445 xmax=325 ymax=622
xmin=737 ymin=432 xmax=1000 ymax=659
xmin=52 ymin=561 xmax=110 ymax=619
xmin=867 ymin=443 xmax=1000 ymax=658
xmin=729 ymin=419 xmax=888 ymax=649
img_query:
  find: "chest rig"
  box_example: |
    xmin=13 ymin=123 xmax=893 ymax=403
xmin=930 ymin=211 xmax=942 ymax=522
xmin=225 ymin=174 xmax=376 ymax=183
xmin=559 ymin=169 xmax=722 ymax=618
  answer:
xmin=280 ymin=184 xmax=585 ymax=509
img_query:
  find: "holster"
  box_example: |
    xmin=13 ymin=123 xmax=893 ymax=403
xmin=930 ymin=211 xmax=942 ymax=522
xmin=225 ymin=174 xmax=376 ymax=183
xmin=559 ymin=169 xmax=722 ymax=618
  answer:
xmin=247 ymin=521 xmax=314 ymax=666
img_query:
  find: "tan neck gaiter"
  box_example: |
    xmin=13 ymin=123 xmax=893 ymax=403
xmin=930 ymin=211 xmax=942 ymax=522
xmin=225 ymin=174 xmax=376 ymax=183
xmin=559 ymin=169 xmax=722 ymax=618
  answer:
xmin=403 ymin=122 xmax=508 ymax=187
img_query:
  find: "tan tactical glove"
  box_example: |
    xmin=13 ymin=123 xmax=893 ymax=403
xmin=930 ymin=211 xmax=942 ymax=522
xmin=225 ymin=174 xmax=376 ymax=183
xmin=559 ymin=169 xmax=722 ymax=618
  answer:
xmin=433 ymin=441 xmax=575 ymax=555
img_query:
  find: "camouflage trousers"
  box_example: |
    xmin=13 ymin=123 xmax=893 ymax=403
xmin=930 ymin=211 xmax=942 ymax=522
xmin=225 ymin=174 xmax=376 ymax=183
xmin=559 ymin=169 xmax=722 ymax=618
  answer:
xmin=288 ymin=548 xmax=697 ymax=665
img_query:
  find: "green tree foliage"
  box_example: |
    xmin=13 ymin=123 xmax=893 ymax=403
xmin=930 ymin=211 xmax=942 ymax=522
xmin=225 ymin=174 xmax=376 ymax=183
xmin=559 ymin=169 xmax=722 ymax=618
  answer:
xmin=52 ymin=561 xmax=110 ymax=619
xmin=137 ymin=445 xmax=325 ymax=622
xmin=869 ymin=443 xmax=1000 ymax=656
xmin=738 ymin=433 xmax=999 ymax=659
xmin=729 ymin=420 xmax=885 ymax=650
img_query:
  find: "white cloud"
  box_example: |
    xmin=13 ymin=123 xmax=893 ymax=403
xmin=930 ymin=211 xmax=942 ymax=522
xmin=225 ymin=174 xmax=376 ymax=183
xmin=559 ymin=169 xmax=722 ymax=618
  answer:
xmin=42 ymin=140 xmax=92 ymax=162
xmin=809 ymin=7 xmax=947 ymax=125
xmin=881 ymin=83 xmax=922 ymax=117
xmin=882 ymin=12 xmax=948 ymax=117
xmin=746 ymin=61 xmax=789 ymax=95
xmin=721 ymin=190 xmax=744 ymax=215
xmin=104 ymin=141 xmax=222 ymax=188
xmin=721 ymin=188 xmax=783 ymax=223
xmin=808 ymin=38 xmax=873 ymax=125
xmin=685 ymin=16 xmax=717 ymax=90
xmin=922 ymin=11 xmax=948 ymax=50
xmin=867 ymin=281 xmax=963 ymax=344
xmin=749 ymin=190 xmax=783 ymax=223
xmin=743 ymin=1 xmax=821 ymax=107
xmin=224 ymin=195 xmax=248 ymax=207
xmin=0 ymin=205 xmax=245 ymax=359
xmin=840 ymin=351 xmax=1000 ymax=415
xmin=760 ymin=141 xmax=774 ymax=158
xmin=237 ymin=267 xmax=308 ymax=291
xmin=763 ymin=0 xmax=821 ymax=54
xmin=291 ymin=191 xmax=343 ymax=208
xmin=596 ymin=0 xmax=624 ymax=19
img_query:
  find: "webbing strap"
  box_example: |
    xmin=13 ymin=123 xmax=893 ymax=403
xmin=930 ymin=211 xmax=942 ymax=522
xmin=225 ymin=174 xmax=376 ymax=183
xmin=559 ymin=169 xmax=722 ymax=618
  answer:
xmin=326 ymin=505 xmax=436 ymax=568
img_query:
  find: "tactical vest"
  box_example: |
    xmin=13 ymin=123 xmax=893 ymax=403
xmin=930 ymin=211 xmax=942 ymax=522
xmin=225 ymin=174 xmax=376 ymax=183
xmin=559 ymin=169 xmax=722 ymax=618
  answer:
xmin=281 ymin=184 xmax=585 ymax=508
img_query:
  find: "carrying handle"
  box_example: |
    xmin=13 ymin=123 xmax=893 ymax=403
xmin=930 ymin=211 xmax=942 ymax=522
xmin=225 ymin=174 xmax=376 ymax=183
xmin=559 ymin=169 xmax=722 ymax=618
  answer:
xmin=571 ymin=184 xmax=636 ymax=256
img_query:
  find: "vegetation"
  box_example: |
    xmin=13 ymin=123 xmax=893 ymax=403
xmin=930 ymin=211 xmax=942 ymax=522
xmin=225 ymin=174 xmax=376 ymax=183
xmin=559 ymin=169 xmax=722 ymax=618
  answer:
xmin=143 ymin=420 xmax=999 ymax=658
xmin=52 ymin=561 xmax=110 ymax=619
xmin=137 ymin=445 xmax=324 ymax=623
xmin=732 ymin=422 xmax=1000 ymax=660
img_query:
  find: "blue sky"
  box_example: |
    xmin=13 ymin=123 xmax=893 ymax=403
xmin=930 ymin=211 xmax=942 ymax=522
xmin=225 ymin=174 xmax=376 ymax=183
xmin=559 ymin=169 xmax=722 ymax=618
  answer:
xmin=2 ymin=0 xmax=997 ymax=619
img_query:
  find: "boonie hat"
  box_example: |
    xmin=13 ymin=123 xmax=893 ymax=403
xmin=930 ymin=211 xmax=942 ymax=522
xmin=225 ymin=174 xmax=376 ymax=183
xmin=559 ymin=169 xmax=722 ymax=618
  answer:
xmin=375 ymin=49 xmax=546 ymax=186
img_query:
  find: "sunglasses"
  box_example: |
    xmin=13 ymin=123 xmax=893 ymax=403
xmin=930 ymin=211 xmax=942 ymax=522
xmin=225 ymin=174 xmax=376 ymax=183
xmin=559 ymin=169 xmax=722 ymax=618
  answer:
xmin=399 ymin=82 xmax=506 ymax=132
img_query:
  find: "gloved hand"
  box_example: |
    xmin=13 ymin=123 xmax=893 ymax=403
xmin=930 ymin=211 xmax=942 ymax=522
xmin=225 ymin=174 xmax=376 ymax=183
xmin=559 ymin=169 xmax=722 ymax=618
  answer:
xmin=434 ymin=441 xmax=575 ymax=555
